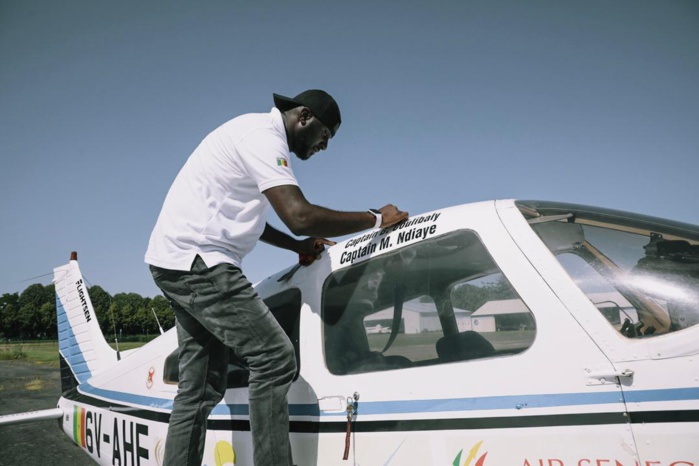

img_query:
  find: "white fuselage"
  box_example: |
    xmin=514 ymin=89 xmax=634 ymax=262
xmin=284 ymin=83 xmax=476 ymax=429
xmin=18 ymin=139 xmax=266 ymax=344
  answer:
xmin=55 ymin=200 xmax=699 ymax=465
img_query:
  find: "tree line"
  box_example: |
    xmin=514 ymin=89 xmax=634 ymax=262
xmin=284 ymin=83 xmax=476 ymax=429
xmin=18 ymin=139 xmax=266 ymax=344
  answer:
xmin=0 ymin=283 xmax=175 ymax=340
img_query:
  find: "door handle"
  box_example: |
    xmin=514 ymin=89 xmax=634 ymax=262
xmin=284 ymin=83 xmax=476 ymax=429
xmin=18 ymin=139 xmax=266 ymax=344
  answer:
xmin=318 ymin=396 xmax=346 ymax=413
xmin=586 ymin=368 xmax=634 ymax=385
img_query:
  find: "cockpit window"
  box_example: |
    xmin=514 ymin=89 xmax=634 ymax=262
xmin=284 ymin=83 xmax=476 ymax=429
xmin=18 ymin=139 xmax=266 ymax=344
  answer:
xmin=322 ymin=230 xmax=536 ymax=375
xmin=530 ymin=219 xmax=699 ymax=337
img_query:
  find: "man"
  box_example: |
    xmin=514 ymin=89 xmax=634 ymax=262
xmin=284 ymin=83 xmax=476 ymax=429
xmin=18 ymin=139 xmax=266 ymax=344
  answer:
xmin=145 ymin=89 xmax=408 ymax=465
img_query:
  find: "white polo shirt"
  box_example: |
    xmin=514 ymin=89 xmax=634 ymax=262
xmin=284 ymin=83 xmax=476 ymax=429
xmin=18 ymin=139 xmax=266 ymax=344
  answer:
xmin=145 ymin=107 xmax=298 ymax=271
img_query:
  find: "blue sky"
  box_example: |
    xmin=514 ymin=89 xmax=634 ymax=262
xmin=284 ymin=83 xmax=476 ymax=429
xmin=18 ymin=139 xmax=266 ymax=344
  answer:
xmin=1 ymin=1 xmax=697 ymax=298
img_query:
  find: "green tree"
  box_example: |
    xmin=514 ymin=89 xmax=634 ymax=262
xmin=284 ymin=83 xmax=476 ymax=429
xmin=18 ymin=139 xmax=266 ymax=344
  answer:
xmin=16 ymin=284 xmax=53 ymax=338
xmin=112 ymin=292 xmax=147 ymax=335
xmin=121 ymin=303 xmax=136 ymax=334
xmin=451 ymin=283 xmax=489 ymax=312
xmin=151 ymin=295 xmax=175 ymax=331
xmin=38 ymin=301 xmax=56 ymax=338
xmin=18 ymin=283 xmax=52 ymax=309
xmin=0 ymin=293 xmax=20 ymax=339
xmin=87 ymin=285 xmax=113 ymax=335
xmin=17 ymin=304 xmax=39 ymax=338
xmin=451 ymin=275 xmax=516 ymax=312
xmin=132 ymin=305 xmax=154 ymax=335
xmin=0 ymin=292 xmax=19 ymax=310
xmin=4 ymin=280 xmax=170 ymax=339
xmin=107 ymin=301 xmax=124 ymax=340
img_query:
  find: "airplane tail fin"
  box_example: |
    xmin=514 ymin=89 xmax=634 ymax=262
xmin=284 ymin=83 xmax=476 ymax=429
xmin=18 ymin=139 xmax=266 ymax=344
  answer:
xmin=54 ymin=252 xmax=117 ymax=391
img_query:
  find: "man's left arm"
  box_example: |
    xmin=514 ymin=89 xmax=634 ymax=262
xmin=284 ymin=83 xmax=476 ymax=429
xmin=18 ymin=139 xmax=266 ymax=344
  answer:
xmin=260 ymin=223 xmax=335 ymax=257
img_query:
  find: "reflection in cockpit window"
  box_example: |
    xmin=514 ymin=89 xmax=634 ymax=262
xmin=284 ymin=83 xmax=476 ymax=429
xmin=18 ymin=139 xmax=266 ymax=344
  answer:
xmin=532 ymin=221 xmax=699 ymax=337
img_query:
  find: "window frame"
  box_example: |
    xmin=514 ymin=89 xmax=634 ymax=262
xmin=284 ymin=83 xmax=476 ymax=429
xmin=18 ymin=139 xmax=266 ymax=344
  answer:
xmin=320 ymin=229 xmax=537 ymax=376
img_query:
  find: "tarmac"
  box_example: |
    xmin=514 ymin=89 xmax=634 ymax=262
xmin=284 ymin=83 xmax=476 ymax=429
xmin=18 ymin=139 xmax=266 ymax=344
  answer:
xmin=0 ymin=360 xmax=93 ymax=465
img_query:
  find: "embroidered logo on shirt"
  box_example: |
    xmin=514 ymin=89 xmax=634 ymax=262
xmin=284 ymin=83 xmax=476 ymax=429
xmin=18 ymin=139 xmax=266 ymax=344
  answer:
xmin=276 ymin=158 xmax=288 ymax=167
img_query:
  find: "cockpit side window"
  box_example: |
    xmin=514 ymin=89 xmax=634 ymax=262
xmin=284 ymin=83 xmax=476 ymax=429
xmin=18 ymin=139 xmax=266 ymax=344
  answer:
xmin=531 ymin=221 xmax=699 ymax=338
xmin=163 ymin=288 xmax=302 ymax=387
xmin=321 ymin=230 xmax=536 ymax=375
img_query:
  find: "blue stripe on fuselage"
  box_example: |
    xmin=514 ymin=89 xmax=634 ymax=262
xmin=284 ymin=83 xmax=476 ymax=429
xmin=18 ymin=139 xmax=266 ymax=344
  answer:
xmin=77 ymin=381 xmax=699 ymax=418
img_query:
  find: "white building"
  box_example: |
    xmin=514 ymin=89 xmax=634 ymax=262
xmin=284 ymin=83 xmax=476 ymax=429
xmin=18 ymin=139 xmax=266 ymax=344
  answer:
xmin=365 ymin=298 xmax=471 ymax=334
xmin=364 ymin=292 xmax=635 ymax=335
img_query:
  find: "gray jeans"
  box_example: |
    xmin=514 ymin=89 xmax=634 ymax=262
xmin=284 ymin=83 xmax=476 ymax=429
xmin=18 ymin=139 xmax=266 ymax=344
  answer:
xmin=150 ymin=256 xmax=296 ymax=466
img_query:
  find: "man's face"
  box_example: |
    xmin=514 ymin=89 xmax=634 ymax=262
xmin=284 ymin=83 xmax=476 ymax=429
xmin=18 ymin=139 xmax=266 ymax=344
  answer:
xmin=292 ymin=113 xmax=332 ymax=160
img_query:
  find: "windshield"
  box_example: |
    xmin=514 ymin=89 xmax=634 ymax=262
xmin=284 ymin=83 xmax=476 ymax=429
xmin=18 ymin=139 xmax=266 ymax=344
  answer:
xmin=522 ymin=202 xmax=699 ymax=338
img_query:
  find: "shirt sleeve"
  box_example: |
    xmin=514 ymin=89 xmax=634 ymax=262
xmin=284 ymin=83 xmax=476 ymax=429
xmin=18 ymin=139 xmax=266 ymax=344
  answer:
xmin=236 ymin=127 xmax=299 ymax=192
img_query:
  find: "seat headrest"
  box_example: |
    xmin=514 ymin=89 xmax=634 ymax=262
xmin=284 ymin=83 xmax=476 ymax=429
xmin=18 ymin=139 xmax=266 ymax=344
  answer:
xmin=436 ymin=331 xmax=496 ymax=362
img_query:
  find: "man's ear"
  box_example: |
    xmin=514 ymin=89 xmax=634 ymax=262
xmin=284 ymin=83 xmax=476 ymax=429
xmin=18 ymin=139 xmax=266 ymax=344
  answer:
xmin=299 ymin=107 xmax=313 ymax=126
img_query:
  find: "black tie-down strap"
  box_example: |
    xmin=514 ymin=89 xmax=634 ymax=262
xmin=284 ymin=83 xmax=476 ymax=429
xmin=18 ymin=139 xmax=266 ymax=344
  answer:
xmin=381 ymin=284 xmax=404 ymax=354
xmin=343 ymin=392 xmax=359 ymax=460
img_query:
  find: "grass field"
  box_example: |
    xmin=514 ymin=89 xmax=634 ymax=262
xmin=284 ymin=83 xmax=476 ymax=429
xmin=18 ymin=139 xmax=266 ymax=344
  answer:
xmin=0 ymin=340 xmax=148 ymax=367
xmin=369 ymin=330 xmax=537 ymax=361
xmin=1 ymin=330 xmax=537 ymax=368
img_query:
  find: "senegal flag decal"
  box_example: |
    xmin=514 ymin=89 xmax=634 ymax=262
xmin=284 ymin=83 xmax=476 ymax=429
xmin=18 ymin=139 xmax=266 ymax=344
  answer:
xmin=73 ymin=405 xmax=87 ymax=447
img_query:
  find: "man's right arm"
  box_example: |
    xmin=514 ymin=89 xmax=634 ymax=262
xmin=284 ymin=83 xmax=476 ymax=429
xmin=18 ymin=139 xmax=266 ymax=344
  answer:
xmin=263 ymin=185 xmax=408 ymax=238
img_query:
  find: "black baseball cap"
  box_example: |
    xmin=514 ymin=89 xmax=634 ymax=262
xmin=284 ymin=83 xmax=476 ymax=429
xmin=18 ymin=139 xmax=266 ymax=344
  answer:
xmin=273 ymin=89 xmax=341 ymax=136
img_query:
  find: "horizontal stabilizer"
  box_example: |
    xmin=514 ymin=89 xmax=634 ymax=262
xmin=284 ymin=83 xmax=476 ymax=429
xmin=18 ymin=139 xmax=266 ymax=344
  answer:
xmin=0 ymin=408 xmax=64 ymax=426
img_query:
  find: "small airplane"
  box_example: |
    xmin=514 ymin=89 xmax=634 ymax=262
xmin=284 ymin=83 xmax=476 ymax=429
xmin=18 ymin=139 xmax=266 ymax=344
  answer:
xmin=365 ymin=324 xmax=391 ymax=335
xmin=1 ymin=199 xmax=698 ymax=465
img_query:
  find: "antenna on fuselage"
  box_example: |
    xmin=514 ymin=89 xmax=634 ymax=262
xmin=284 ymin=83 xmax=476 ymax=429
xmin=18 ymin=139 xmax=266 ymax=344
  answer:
xmin=151 ymin=308 xmax=165 ymax=335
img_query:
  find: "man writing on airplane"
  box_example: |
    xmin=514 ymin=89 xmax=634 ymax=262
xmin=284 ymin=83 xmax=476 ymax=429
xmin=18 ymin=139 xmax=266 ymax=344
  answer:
xmin=145 ymin=89 xmax=408 ymax=466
